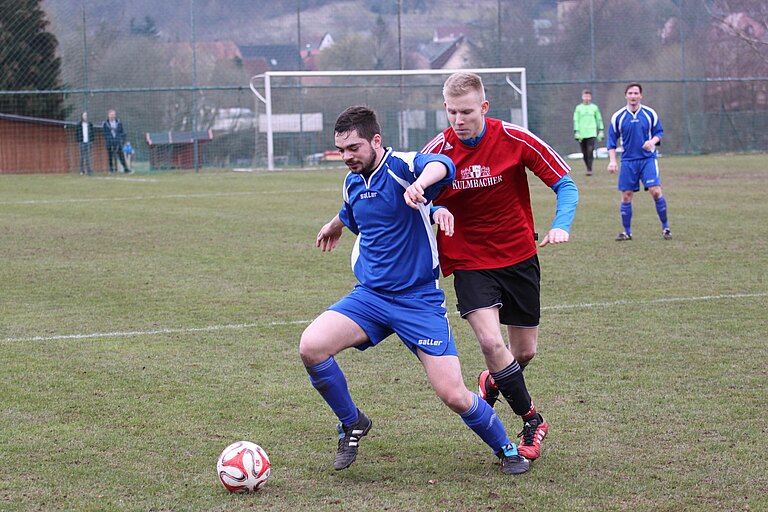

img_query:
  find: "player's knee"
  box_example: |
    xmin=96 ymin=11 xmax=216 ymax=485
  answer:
xmin=515 ymin=348 xmax=537 ymax=366
xmin=299 ymin=330 xmax=324 ymax=366
xmin=438 ymin=387 xmax=473 ymax=413
xmin=476 ymin=333 xmax=506 ymax=358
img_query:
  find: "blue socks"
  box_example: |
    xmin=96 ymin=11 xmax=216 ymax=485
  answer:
xmin=309 ymin=359 xmax=513 ymax=455
xmin=620 ymin=202 xmax=633 ymax=235
xmin=460 ymin=394 xmax=512 ymax=453
xmin=655 ymin=196 xmax=668 ymax=229
xmin=305 ymin=357 xmax=358 ymax=426
xmin=621 ymin=197 xmax=669 ymax=234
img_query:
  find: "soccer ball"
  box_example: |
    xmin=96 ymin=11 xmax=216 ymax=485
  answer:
xmin=216 ymin=441 xmax=271 ymax=492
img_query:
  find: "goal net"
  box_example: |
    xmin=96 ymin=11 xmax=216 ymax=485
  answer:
xmin=249 ymin=68 xmax=526 ymax=170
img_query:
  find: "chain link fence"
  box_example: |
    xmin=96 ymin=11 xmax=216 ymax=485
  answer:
xmin=1 ymin=0 xmax=766 ymax=173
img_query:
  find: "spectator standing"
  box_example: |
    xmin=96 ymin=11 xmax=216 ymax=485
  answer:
xmin=573 ymin=89 xmax=604 ymax=176
xmin=75 ymin=111 xmax=94 ymax=175
xmin=102 ymin=109 xmax=131 ymax=173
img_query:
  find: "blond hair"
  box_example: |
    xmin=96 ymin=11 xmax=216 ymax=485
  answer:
xmin=443 ymin=72 xmax=486 ymax=102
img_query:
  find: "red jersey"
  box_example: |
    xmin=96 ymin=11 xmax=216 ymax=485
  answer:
xmin=422 ymin=118 xmax=571 ymax=276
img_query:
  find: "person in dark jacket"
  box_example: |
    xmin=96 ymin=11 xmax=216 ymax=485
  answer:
xmin=75 ymin=111 xmax=94 ymax=175
xmin=102 ymin=109 xmax=131 ymax=173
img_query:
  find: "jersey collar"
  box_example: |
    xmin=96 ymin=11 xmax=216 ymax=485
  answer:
xmin=459 ymin=122 xmax=487 ymax=147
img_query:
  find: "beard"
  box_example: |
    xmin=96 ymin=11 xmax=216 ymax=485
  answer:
xmin=346 ymin=143 xmax=378 ymax=175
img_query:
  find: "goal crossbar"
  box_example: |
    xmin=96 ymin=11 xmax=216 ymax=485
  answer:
xmin=249 ymin=67 xmax=527 ymax=170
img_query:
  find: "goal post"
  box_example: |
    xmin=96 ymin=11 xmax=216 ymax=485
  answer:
xmin=249 ymin=68 xmax=527 ymax=170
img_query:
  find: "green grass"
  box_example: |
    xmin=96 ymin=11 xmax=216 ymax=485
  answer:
xmin=1 ymin=154 xmax=767 ymax=511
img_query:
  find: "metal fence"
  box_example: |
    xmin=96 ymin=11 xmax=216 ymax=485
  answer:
xmin=0 ymin=0 xmax=766 ymax=173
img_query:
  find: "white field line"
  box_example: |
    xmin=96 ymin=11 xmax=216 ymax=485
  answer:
xmin=1 ymin=292 xmax=766 ymax=345
xmin=96 ymin=176 xmax=160 ymax=182
xmin=540 ymin=292 xmax=768 ymax=310
xmin=0 ymin=189 xmax=338 ymax=206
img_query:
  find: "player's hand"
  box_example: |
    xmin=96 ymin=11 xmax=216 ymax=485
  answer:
xmin=404 ymin=181 xmax=427 ymax=209
xmin=316 ymin=222 xmax=343 ymax=252
xmin=539 ymin=228 xmax=569 ymax=247
xmin=607 ymin=161 xmax=618 ymax=174
xmin=574 ymin=131 xmax=581 ymax=141
xmin=432 ymin=208 xmax=454 ymax=237
xmin=642 ymin=139 xmax=655 ymax=151
xmin=597 ymin=130 xmax=605 ymax=142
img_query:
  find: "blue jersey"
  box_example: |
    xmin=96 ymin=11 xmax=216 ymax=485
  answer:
xmin=607 ymin=105 xmax=663 ymax=161
xmin=338 ymin=148 xmax=455 ymax=293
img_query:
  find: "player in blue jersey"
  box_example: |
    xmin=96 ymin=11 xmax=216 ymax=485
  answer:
xmin=607 ymin=83 xmax=671 ymax=241
xmin=299 ymin=106 xmax=530 ymax=475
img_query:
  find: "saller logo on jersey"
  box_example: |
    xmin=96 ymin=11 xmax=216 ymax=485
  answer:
xmin=359 ymin=191 xmax=378 ymax=199
xmin=417 ymin=338 xmax=443 ymax=346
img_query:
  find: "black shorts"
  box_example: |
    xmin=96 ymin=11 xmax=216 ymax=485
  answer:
xmin=452 ymin=255 xmax=540 ymax=327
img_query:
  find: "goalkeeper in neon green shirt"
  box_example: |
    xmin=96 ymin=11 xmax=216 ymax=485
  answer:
xmin=573 ymin=89 xmax=604 ymax=176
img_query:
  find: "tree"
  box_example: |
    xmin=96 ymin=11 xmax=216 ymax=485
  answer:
xmin=316 ymin=34 xmax=377 ymax=71
xmin=706 ymin=0 xmax=768 ymax=65
xmin=704 ymin=0 xmax=768 ymax=115
xmin=129 ymin=16 xmax=160 ymax=38
xmin=371 ymin=15 xmax=398 ymax=69
xmin=0 ymin=0 xmax=65 ymax=118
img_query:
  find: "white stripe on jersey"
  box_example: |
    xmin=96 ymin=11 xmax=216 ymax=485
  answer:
xmin=610 ymin=109 xmax=626 ymax=134
xmin=640 ymin=109 xmax=654 ymax=140
xmin=350 ymin=233 xmax=361 ymax=272
xmin=342 ymin=171 xmax=352 ymax=203
xmin=386 ymin=161 xmax=440 ymax=272
xmin=501 ymin=121 xmax=571 ymax=177
xmin=391 ymin=150 xmax=418 ymax=175
xmin=421 ymin=133 xmax=447 ymax=154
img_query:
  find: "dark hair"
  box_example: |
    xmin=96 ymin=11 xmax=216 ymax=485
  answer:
xmin=334 ymin=106 xmax=381 ymax=142
xmin=582 ymin=89 xmax=592 ymax=95
xmin=625 ymin=82 xmax=643 ymax=94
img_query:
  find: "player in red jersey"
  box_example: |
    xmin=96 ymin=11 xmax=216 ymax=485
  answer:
xmin=422 ymin=72 xmax=579 ymax=461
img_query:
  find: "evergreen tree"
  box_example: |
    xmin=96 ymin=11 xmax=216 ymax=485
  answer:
xmin=0 ymin=0 xmax=65 ymax=118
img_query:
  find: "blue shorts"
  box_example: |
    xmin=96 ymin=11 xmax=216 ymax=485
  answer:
xmin=618 ymin=158 xmax=661 ymax=191
xmin=328 ymin=283 xmax=457 ymax=357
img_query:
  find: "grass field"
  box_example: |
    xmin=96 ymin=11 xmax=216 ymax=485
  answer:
xmin=1 ymin=154 xmax=767 ymax=511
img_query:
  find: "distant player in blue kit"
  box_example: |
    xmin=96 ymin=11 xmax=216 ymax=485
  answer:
xmin=607 ymin=83 xmax=671 ymax=241
xmin=299 ymin=106 xmax=530 ymax=475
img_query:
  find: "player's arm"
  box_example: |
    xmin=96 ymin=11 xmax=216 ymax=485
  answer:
xmin=573 ymin=107 xmax=580 ymax=140
xmin=316 ymin=214 xmax=346 ymax=252
xmin=429 ymin=205 xmax=454 ymax=237
xmin=318 ymin=190 xmax=360 ymax=252
xmin=642 ymin=138 xmax=659 ymax=152
xmin=607 ymin=148 xmax=618 ymax=173
xmin=511 ymin=131 xmax=576 ymax=246
xmin=540 ymin=174 xmax=578 ymax=247
xmin=642 ymin=115 xmax=664 ymax=152
xmin=606 ymin=120 xmax=619 ymax=173
xmin=596 ymin=106 xmax=605 ymax=140
xmin=404 ymin=154 xmax=455 ymax=209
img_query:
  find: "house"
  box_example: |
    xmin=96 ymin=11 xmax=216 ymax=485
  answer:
xmin=433 ymin=26 xmax=468 ymax=43
xmin=239 ymin=44 xmax=302 ymax=76
xmin=410 ymin=35 xmax=475 ymax=70
xmin=166 ymin=40 xmax=243 ymax=74
xmin=300 ymin=33 xmax=335 ymax=71
xmin=0 ymin=113 xmax=107 ymax=174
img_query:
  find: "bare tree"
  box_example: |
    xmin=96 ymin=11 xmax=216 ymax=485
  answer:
xmin=706 ymin=0 xmax=768 ymax=65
